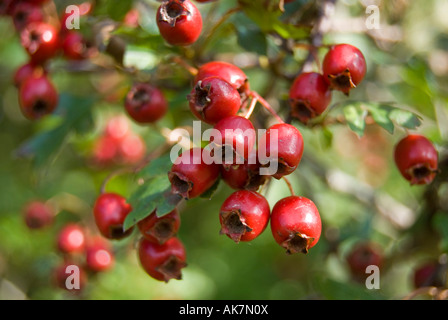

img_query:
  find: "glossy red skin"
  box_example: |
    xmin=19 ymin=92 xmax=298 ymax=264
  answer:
xmin=12 ymin=2 xmax=43 ymax=31
xmin=195 ymin=0 xmax=217 ymax=3
xmin=14 ymin=62 xmax=45 ymax=88
xmin=125 ymin=83 xmax=168 ymax=124
xmin=270 ymin=196 xmax=321 ymax=254
xmin=93 ymin=193 xmax=133 ymax=240
xmin=322 ymin=44 xmax=366 ymax=94
xmin=19 ymin=74 xmax=58 ymax=120
xmin=189 ymin=76 xmax=241 ymax=125
xmin=212 ymin=116 xmax=256 ymax=166
xmin=23 ymin=200 xmax=54 ymax=229
xmin=219 ymin=190 xmax=270 ymax=243
xmin=169 ymin=147 xmax=220 ymax=199
xmin=54 ymin=261 xmax=87 ymax=292
xmin=346 ymin=242 xmax=383 ymax=279
xmin=138 ymin=209 xmax=181 ymax=244
xmin=118 ymin=133 xmax=146 ymax=164
xmin=195 ymin=61 xmax=249 ymax=94
xmin=156 ymin=0 xmax=202 ymax=46
xmin=85 ymin=237 xmax=114 ymax=272
xmin=258 ymin=123 xmax=304 ymax=179
xmin=289 ymin=72 xmax=332 ymax=123
xmin=20 ymin=22 xmax=60 ymax=65
xmin=62 ymin=31 xmax=96 ymax=60
xmin=138 ymin=237 xmax=187 ymax=282
xmin=394 ymin=134 xmax=438 ymax=185
xmin=57 ymin=224 xmax=86 ymax=254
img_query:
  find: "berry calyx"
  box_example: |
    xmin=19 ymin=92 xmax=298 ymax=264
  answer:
xmin=219 ymin=190 xmax=270 ymax=243
xmin=138 ymin=237 xmax=187 ymax=282
xmin=188 ymin=77 xmax=241 ymax=125
xmin=93 ymin=193 xmax=133 ymax=240
xmin=322 ymin=44 xmax=366 ymax=95
xmin=258 ymin=123 xmax=304 ymax=179
xmin=85 ymin=236 xmax=115 ymax=272
xmin=346 ymin=242 xmax=383 ymax=281
xmin=23 ymin=200 xmax=54 ymax=230
xmin=270 ymin=196 xmax=321 ymax=254
xmin=394 ymin=134 xmax=439 ymax=185
xmin=125 ymin=83 xmax=168 ymax=124
xmin=138 ymin=209 xmax=181 ymax=244
xmin=168 ymin=147 xmax=220 ymax=199
xmin=18 ymin=73 xmax=59 ymax=120
xmin=57 ymin=224 xmax=86 ymax=254
xmin=20 ymin=22 xmax=60 ymax=65
xmin=289 ymin=72 xmax=332 ymax=123
xmin=156 ymin=0 xmax=203 ymax=46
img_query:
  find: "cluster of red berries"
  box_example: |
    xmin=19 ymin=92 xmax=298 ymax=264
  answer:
xmin=3 ymin=1 xmax=96 ymax=120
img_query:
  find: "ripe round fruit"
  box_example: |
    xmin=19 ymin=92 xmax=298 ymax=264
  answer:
xmin=20 ymin=22 xmax=60 ymax=65
xmin=14 ymin=62 xmax=45 ymax=88
xmin=270 ymin=196 xmax=321 ymax=254
xmin=57 ymin=224 xmax=86 ymax=254
xmin=23 ymin=200 xmax=54 ymax=230
xmin=138 ymin=209 xmax=181 ymax=244
xmin=258 ymin=123 xmax=304 ymax=179
xmin=289 ymin=72 xmax=332 ymax=123
xmin=322 ymin=44 xmax=366 ymax=95
xmin=62 ymin=31 xmax=96 ymax=60
xmin=93 ymin=193 xmax=133 ymax=240
xmin=19 ymin=74 xmax=59 ymax=120
xmin=413 ymin=261 xmax=444 ymax=288
xmin=188 ymin=76 xmax=241 ymax=125
xmin=168 ymin=147 xmax=220 ymax=199
xmin=85 ymin=237 xmax=115 ymax=272
xmin=138 ymin=237 xmax=187 ymax=282
xmin=394 ymin=134 xmax=438 ymax=185
xmin=346 ymin=242 xmax=383 ymax=280
xmin=219 ymin=190 xmax=270 ymax=243
xmin=156 ymin=0 xmax=203 ymax=46
xmin=195 ymin=61 xmax=250 ymax=96
xmin=125 ymin=83 xmax=168 ymax=124
xmin=54 ymin=261 xmax=87 ymax=293
xmin=11 ymin=1 xmax=43 ymax=32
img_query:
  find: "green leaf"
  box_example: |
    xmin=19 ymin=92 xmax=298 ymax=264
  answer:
xmin=156 ymin=190 xmax=183 ymax=217
xmin=137 ymin=153 xmax=173 ymax=180
xmin=236 ymin=26 xmax=267 ymax=55
xmin=343 ymin=103 xmax=367 ymax=137
xmin=389 ymin=108 xmax=422 ymax=130
xmin=124 ymin=192 xmax=164 ymax=231
xmin=94 ymin=0 xmax=133 ymax=21
xmin=433 ymin=212 xmax=448 ymax=252
xmin=199 ymin=178 xmax=221 ymax=200
xmin=365 ymin=103 xmax=395 ymax=134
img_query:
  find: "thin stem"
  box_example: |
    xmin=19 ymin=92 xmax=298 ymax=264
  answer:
xmin=171 ymin=56 xmax=198 ymax=76
xmin=244 ymin=97 xmax=258 ymax=119
xmin=99 ymin=167 xmax=134 ymax=194
xmin=282 ymin=177 xmax=295 ymax=196
xmin=250 ymin=91 xmax=285 ymax=124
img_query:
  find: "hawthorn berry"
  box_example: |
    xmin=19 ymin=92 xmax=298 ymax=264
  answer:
xmin=394 ymin=134 xmax=438 ymax=185
xmin=118 ymin=133 xmax=146 ymax=165
xmin=195 ymin=61 xmax=250 ymax=96
xmin=258 ymin=123 xmax=304 ymax=179
xmin=20 ymin=22 xmax=60 ymax=65
xmin=11 ymin=1 xmax=43 ymax=32
xmin=57 ymin=224 xmax=86 ymax=254
xmin=0 ymin=0 xmax=14 ymax=16
xmin=85 ymin=236 xmax=115 ymax=272
xmin=211 ymin=115 xmax=256 ymax=167
xmin=156 ymin=0 xmax=203 ymax=46
xmin=346 ymin=242 xmax=383 ymax=281
xmin=270 ymin=196 xmax=321 ymax=254
xmin=54 ymin=261 xmax=87 ymax=293
xmin=322 ymin=44 xmax=366 ymax=95
xmin=188 ymin=77 xmax=241 ymax=125
xmin=219 ymin=190 xmax=270 ymax=243
xmin=138 ymin=209 xmax=181 ymax=244
xmin=413 ymin=261 xmax=445 ymax=288
xmin=62 ymin=31 xmax=96 ymax=60
xmin=14 ymin=62 xmax=45 ymax=88
xmin=138 ymin=237 xmax=187 ymax=282
xmin=23 ymin=200 xmax=54 ymax=230
xmin=289 ymin=72 xmax=332 ymax=123
xmin=93 ymin=193 xmax=133 ymax=240
xmin=125 ymin=83 xmax=168 ymax=124
xmin=168 ymin=147 xmax=220 ymax=199
xmin=18 ymin=73 xmax=58 ymax=120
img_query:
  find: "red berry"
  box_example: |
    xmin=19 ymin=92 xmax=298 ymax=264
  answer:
xmin=413 ymin=261 xmax=444 ymax=288
xmin=0 ymin=0 xmax=14 ymax=16
xmin=195 ymin=0 xmax=216 ymax=3
xmin=11 ymin=2 xmax=44 ymax=32
xmin=156 ymin=0 xmax=203 ymax=46
xmin=118 ymin=133 xmax=146 ymax=165
xmin=57 ymin=224 xmax=86 ymax=254
xmin=219 ymin=190 xmax=270 ymax=243
xmin=211 ymin=116 xmax=256 ymax=167
xmin=62 ymin=31 xmax=96 ymax=60
xmin=195 ymin=61 xmax=250 ymax=96
xmin=394 ymin=134 xmax=438 ymax=185
xmin=168 ymin=148 xmax=220 ymax=199
xmin=54 ymin=262 xmax=87 ymax=293
xmin=93 ymin=193 xmax=133 ymax=240
xmin=23 ymin=200 xmax=54 ymax=230
xmin=125 ymin=83 xmax=168 ymax=124
xmin=14 ymin=62 xmax=45 ymax=88
xmin=18 ymin=73 xmax=58 ymax=120
xmin=188 ymin=77 xmax=241 ymax=125
xmin=24 ymin=0 xmax=50 ymax=5
xmin=289 ymin=72 xmax=332 ymax=123
xmin=104 ymin=115 xmax=130 ymax=141
xmin=138 ymin=209 xmax=181 ymax=244
xmin=20 ymin=22 xmax=60 ymax=65
xmin=258 ymin=123 xmax=304 ymax=179
xmin=270 ymin=196 xmax=321 ymax=254
xmin=85 ymin=236 xmax=115 ymax=272
xmin=322 ymin=44 xmax=366 ymax=95
xmin=91 ymin=134 xmax=120 ymax=167
xmin=346 ymin=242 xmax=383 ymax=281
xmin=138 ymin=237 xmax=187 ymax=282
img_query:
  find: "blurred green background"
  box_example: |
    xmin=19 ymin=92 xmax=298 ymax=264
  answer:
xmin=0 ymin=0 xmax=447 ymax=300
